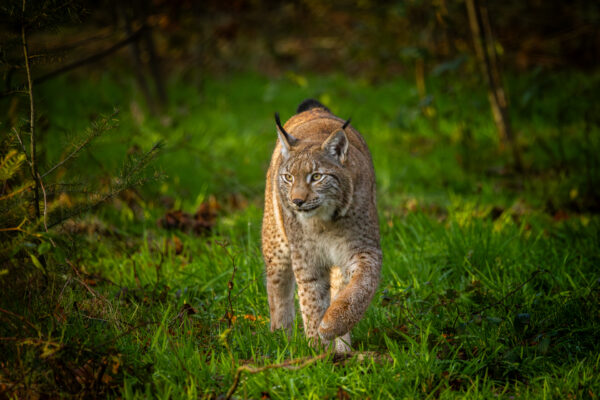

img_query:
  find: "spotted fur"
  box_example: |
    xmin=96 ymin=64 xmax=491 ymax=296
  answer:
xmin=261 ymin=101 xmax=382 ymax=353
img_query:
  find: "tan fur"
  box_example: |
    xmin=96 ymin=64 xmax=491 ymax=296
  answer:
xmin=261 ymin=106 xmax=381 ymax=353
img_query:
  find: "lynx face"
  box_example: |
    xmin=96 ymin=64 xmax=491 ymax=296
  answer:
xmin=277 ymin=148 xmax=352 ymax=220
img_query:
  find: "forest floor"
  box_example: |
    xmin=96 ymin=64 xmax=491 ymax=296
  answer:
xmin=1 ymin=71 xmax=599 ymax=399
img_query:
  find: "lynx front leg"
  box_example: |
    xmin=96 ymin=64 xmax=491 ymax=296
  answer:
xmin=330 ymin=266 xmax=351 ymax=353
xmin=263 ymin=224 xmax=295 ymax=333
xmin=294 ymin=261 xmax=330 ymax=346
xmin=265 ymin=256 xmax=295 ymax=334
xmin=319 ymin=251 xmax=382 ymax=341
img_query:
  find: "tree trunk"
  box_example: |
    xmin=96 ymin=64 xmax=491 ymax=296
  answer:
xmin=466 ymin=0 xmax=523 ymax=172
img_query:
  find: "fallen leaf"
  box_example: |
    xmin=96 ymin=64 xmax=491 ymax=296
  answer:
xmin=337 ymin=386 xmax=350 ymax=400
xmin=553 ymin=210 xmax=569 ymax=222
xmin=157 ymin=197 xmax=219 ymax=235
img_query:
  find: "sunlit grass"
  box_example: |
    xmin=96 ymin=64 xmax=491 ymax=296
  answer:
xmin=2 ymin=71 xmax=599 ymax=398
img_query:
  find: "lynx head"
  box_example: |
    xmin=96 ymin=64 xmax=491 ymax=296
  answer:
xmin=274 ymin=113 xmax=354 ymax=220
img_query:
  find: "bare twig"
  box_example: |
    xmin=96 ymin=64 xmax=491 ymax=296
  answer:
xmin=216 ymin=240 xmax=238 ymax=328
xmin=399 ymin=302 xmax=422 ymax=332
xmin=37 ymin=172 xmax=56 ymax=247
xmin=66 ymin=260 xmax=107 ymax=302
xmin=12 ymin=129 xmax=31 ymax=168
xmin=167 ymin=337 xmax=193 ymax=381
xmin=46 ymin=142 xmax=162 ymax=229
xmin=21 ymin=0 xmax=41 ymax=219
xmin=452 ymin=268 xmax=546 ymax=328
xmin=41 ymin=110 xmax=118 ymax=178
xmin=66 ymin=259 xmax=116 ymax=324
xmin=54 ymin=275 xmax=73 ymax=315
xmin=474 ymin=268 xmax=545 ymax=316
xmin=225 ymin=354 xmax=329 ymax=399
xmin=0 ymin=28 xmax=144 ymax=98
xmin=1 ymin=90 xmax=28 ymax=96
xmin=0 ymin=306 xmax=40 ymax=334
xmin=0 ymin=218 xmax=28 ymax=232
xmin=0 ymin=182 xmax=33 ymax=201
xmin=95 ymin=321 xmax=159 ymax=349
xmin=28 ymin=30 xmax=113 ymax=60
xmin=0 ymin=29 xmax=142 ymax=98
xmin=233 ymin=275 xmax=260 ymax=300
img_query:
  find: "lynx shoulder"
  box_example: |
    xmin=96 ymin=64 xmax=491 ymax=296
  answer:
xmin=261 ymin=99 xmax=381 ymax=353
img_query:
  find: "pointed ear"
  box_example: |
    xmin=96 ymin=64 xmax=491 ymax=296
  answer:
xmin=275 ymin=112 xmax=298 ymax=159
xmin=322 ymin=129 xmax=349 ymax=164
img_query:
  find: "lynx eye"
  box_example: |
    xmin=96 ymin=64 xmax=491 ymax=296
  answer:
xmin=282 ymin=173 xmax=293 ymax=183
xmin=311 ymin=173 xmax=324 ymax=182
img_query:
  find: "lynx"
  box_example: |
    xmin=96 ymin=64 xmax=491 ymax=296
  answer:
xmin=262 ymin=99 xmax=382 ymax=353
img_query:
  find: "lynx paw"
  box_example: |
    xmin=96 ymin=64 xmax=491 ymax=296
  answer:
xmin=318 ymin=318 xmax=343 ymax=341
xmin=318 ymin=300 xmax=350 ymax=340
xmin=318 ymin=325 xmax=351 ymax=353
xmin=318 ymin=321 xmax=334 ymax=340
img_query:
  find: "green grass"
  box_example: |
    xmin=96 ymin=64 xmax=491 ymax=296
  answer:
xmin=1 ymin=71 xmax=600 ymax=398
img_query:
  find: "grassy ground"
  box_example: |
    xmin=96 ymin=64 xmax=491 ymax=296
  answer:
xmin=1 ymin=71 xmax=599 ymax=398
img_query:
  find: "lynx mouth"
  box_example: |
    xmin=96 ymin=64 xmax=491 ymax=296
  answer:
xmin=296 ymin=204 xmax=320 ymax=212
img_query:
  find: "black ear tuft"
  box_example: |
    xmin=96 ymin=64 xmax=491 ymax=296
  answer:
xmin=274 ymin=112 xmax=298 ymax=158
xmin=296 ymin=98 xmax=331 ymax=114
xmin=274 ymin=112 xmax=285 ymax=133
xmin=342 ymin=118 xmax=351 ymax=130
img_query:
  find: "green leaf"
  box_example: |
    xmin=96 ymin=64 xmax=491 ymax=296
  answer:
xmin=29 ymin=253 xmax=46 ymax=273
xmin=38 ymin=241 xmax=52 ymax=255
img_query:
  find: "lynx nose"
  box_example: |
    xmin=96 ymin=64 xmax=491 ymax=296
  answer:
xmin=292 ymin=198 xmax=305 ymax=207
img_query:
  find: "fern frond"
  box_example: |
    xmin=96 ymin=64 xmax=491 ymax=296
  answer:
xmin=0 ymin=150 xmax=26 ymax=182
xmin=0 ymin=180 xmax=34 ymax=202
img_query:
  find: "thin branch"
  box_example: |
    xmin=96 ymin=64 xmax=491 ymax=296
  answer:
xmin=27 ymin=30 xmax=114 ymax=60
xmin=41 ymin=110 xmax=118 ymax=179
xmin=167 ymin=336 xmax=193 ymax=381
xmin=65 ymin=259 xmax=124 ymax=331
xmin=225 ymin=354 xmax=329 ymax=399
xmin=452 ymin=268 xmax=546 ymax=328
xmin=0 ymin=226 xmax=26 ymax=233
xmin=37 ymin=172 xmax=56 ymax=247
xmin=0 ymin=306 xmax=39 ymax=334
xmin=95 ymin=321 xmax=159 ymax=349
xmin=0 ymin=28 xmax=144 ymax=98
xmin=0 ymin=219 xmax=42 ymax=240
xmin=12 ymin=128 xmax=32 ymax=168
xmin=46 ymin=143 xmax=162 ymax=229
xmin=216 ymin=240 xmax=238 ymax=328
xmin=399 ymin=302 xmax=422 ymax=332
xmin=21 ymin=0 xmax=40 ymax=219
xmin=37 ymin=172 xmax=47 ymax=232
xmin=1 ymin=90 xmax=28 ymax=96
xmin=66 ymin=259 xmax=108 ymax=304
xmin=474 ymin=268 xmax=545 ymax=316
xmin=233 ymin=275 xmax=260 ymax=300
xmin=34 ymin=28 xmax=143 ymax=85
xmin=0 ymin=183 xmax=33 ymax=201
